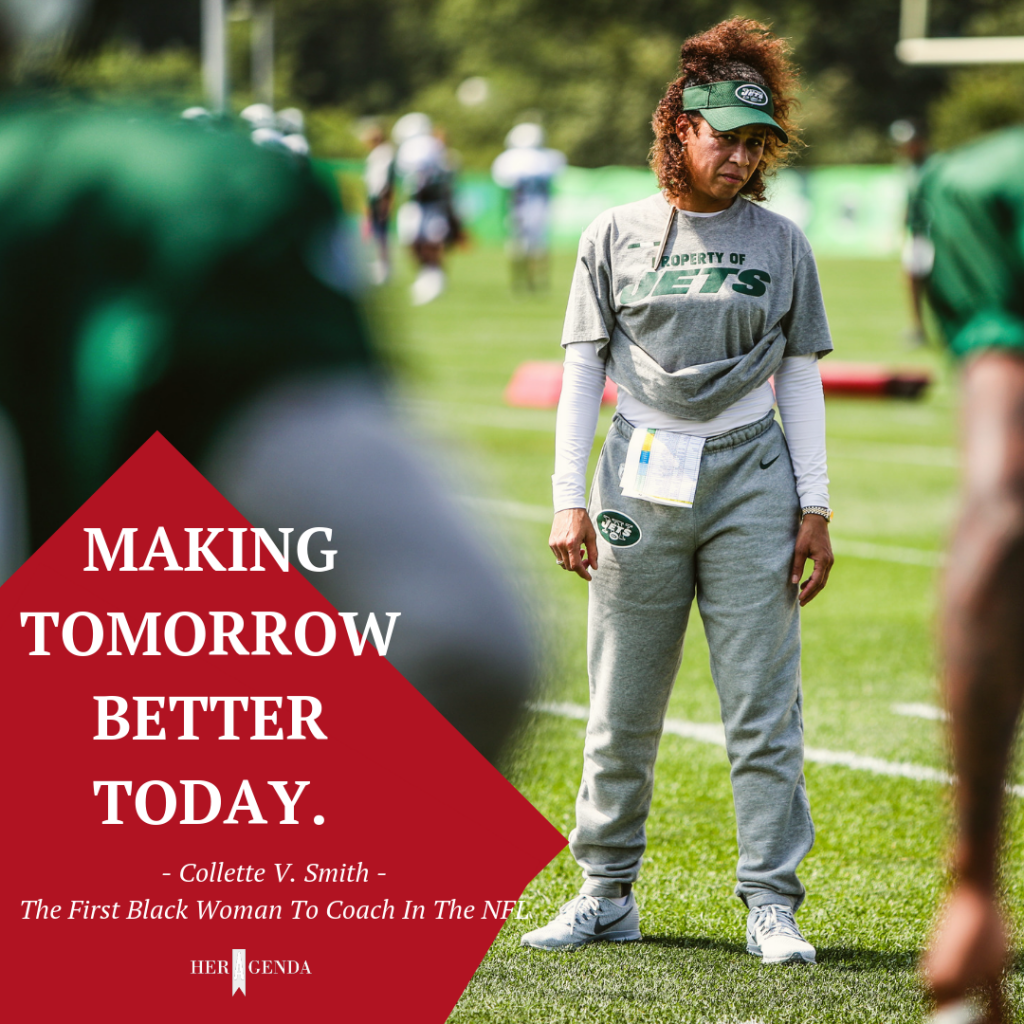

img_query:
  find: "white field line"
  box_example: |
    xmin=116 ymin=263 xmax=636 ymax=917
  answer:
xmin=893 ymin=702 xmax=948 ymax=722
xmin=463 ymin=496 xmax=946 ymax=567
xmin=533 ymin=700 xmax=1024 ymax=798
xmin=401 ymin=399 xmax=557 ymax=433
xmin=459 ymin=495 xmax=552 ymax=524
xmin=405 ymin=400 xmax=960 ymax=469
xmin=827 ymin=442 xmax=958 ymax=469
xmin=830 ymin=538 xmax=945 ymax=568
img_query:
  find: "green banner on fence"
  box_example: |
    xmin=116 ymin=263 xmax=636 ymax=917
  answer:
xmin=319 ymin=159 xmax=912 ymax=259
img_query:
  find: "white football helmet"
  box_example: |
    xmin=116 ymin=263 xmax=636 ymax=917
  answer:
xmin=392 ymin=112 xmax=433 ymax=146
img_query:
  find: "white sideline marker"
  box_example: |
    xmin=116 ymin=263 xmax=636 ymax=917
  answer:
xmin=893 ymin=702 xmax=948 ymax=722
xmin=532 ymin=701 xmax=1024 ymax=798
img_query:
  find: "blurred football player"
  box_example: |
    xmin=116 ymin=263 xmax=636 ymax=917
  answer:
xmin=491 ymin=122 xmax=565 ymax=291
xmin=362 ymin=123 xmax=396 ymax=284
xmin=393 ymin=111 xmax=460 ymax=305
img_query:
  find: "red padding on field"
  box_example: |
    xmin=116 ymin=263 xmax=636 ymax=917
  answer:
xmin=819 ymin=361 xmax=932 ymax=399
xmin=505 ymin=360 xmax=617 ymax=408
xmin=505 ymin=360 xmax=931 ymax=407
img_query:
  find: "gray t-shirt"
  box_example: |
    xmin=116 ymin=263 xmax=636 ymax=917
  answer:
xmin=562 ymin=192 xmax=833 ymax=420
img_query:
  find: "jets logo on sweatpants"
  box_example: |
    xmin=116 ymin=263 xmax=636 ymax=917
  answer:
xmin=596 ymin=510 xmax=642 ymax=547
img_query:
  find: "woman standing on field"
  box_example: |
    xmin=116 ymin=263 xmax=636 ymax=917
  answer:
xmin=522 ymin=18 xmax=833 ymax=963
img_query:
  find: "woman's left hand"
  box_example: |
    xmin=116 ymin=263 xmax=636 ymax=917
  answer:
xmin=791 ymin=514 xmax=833 ymax=606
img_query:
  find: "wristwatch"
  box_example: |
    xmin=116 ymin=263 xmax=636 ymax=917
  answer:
xmin=801 ymin=506 xmax=832 ymax=523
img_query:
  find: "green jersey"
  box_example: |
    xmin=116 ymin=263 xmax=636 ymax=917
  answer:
xmin=0 ymin=99 xmax=374 ymax=551
xmin=909 ymin=127 xmax=1024 ymax=358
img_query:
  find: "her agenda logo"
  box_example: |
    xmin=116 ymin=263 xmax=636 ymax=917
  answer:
xmin=190 ymin=949 xmax=312 ymax=995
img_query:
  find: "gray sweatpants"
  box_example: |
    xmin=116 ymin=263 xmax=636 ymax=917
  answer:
xmin=570 ymin=410 xmax=814 ymax=909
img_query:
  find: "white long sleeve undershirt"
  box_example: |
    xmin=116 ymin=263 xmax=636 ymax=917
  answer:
xmin=552 ymin=341 xmax=830 ymax=512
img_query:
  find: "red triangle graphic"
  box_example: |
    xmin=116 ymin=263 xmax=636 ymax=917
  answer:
xmin=2 ymin=434 xmax=565 ymax=1021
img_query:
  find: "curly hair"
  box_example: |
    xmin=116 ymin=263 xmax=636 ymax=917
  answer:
xmin=650 ymin=18 xmax=801 ymax=204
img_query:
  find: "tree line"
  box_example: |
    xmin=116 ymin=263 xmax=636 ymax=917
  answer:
xmin=49 ymin=0 xmax=1024 ymax=166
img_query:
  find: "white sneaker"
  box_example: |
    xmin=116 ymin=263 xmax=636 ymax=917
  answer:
xmin=520 ymin=893 xmax=641 ymax=950
xmin=411 ymin=266 xmax=445 ymax=305
xmin=746 ymin=903 xmax=816 ymax=964
xmin=925 ymin=1001 xmax=984 ymax=1024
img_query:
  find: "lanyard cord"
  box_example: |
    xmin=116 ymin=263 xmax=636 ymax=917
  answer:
xmin=654 ymin=202 xmax=676 ymax=271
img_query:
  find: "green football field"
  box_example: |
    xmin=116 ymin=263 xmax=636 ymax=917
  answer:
xmin=374 ymin=245 xmax=1024 ymax=1023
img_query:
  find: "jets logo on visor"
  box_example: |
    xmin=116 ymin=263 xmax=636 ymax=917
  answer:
xmin=735 ymin=85 xmax=769 ymax=107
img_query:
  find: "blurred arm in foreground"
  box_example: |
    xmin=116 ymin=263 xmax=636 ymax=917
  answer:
xmin=0 ymin=0 xmax=533 ymax=765
xmin=924 ymin=352 xmax=1024 ymax=1023
xmin=912 ymin=131 xmax=1024 ymax=1024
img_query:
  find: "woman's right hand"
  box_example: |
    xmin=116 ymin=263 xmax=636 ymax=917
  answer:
xmin=549 ymin=508 xmax=599 ymax=581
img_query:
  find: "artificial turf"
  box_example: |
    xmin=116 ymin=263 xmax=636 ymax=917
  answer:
xmin=372 ymin=244 xmax=1024 ymax=1022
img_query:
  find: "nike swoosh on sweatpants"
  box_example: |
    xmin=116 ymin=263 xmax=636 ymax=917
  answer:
xmin=759 ymin=453 xmax=780 ymax=469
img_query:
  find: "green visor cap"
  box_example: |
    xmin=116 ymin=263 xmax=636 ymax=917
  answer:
xmin=681 ymin=80 xmax=788 ymax=143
